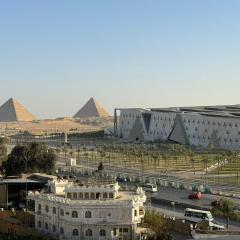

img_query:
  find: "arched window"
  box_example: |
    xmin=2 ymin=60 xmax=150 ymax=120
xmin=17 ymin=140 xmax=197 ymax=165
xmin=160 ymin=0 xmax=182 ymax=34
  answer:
xmin=103 ymin=193 xmax=108 ymax=199
xmin=60 ymin=209 xmax=64 ymax=216
xmin=72 ymin=211 xmax=78 ymax=218
xmin=45 ymin=223 xmax=48 ymax=230
xmin=109 ymin=193 xmax=114 ymax=199
xmin=85 ymin=193 xmax=89 ymax=199
xmin=85 ymin=211 xmax=92 ymax=218
xmin=67 ymin=192 xmax=72 ymax=198
xmin=99 ymin=229 xmax=106 ymax=236
xmin=60 ymin=227 xmax=64 ymax=234
xmin=52 ymin=207 xmax=56 ymax=214
xmin=90 ymin=192 xmax=95 ymax=199
xmin=86 ymin=229 xmax=93 ymax=236
xmin=79 ymin=193 xmax=83 ymax=199
xmin=72 ymin=229 xmax=79 ymax=236
xmin=73 ymin=192 xmax=78 ymax=199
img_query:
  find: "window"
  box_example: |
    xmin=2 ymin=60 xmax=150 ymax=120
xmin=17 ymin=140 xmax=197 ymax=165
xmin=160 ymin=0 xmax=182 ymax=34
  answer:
xmin=134 ymin=210 xmax=138 ymax=216
xmin=139 ymin=206 xmax=144 ymax=215
xmin=123 ymin=228 xmax=128 ymax=233
xmin=53 ymin=207 xmax=56 ymax=214
xmin=72 ymin=229 xmax=79 ymax=236
xmin=45 ymin=205 xmax=49 ymax=213
xmin=113 ymin=228 xmax=117 ymax=236
xmin=90 ymin=192 xmax=95 ymax=199
xmin=79 ymin=193 xmax=83 ymax=199
xmin=45 ymin=223 xmax=48 ymax=230
xmin=73 ymin=193 xmax=78 ymax=199
xmin=86 ymin=229 xmax=93 ymax=236
xmin=103 ymin=193 xmax=108 ymax=199
xmin=38 ymin=221 xmax=41 ymax=228
xmin=85 ymin=211 xmax=92 ymax=218
xmin=52 ymin=225 xmax=56 ymax=232
xmin=109 ymin=193 xmax=114 ymax=199
xmin=96 ymin=193 xmax=101 ymax=199
xmin=67 ymin=193 xmax=71 ymax=198
xmin=60 ymin=209 xmax=64 ymax=216
xmin=72 ymin=211 xmax=78 ymax=218
xmin=60 ymin=227 xmax=64 ymax=235
xmin=99 ymin=229 xmax=106 ymax=236
xmin=85 ymin=193 xmax=89 ymax=199
xmin=38 ymin=204 xmax=41 ymax=211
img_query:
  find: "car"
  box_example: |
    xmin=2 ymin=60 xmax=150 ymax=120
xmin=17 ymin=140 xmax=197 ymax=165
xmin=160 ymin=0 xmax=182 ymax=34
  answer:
xmin=211 ymin=199 xmax=223 ymax=207
xmin=188 ymin=192 xmax=202 ymax=200
xmin=116 ymin=176 xmax=127 ymax=182
xmin=143 ymin=183 xmax=158 ymax=193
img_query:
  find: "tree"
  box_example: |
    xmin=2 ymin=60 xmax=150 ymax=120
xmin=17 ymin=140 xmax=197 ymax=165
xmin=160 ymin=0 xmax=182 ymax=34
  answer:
xmin=1 ymin=142 xmax=56 ymax=176
xmin=220 ymin=199 xmax=236 ymax=230
xmin=0 ymin=138 xmax=7 ymax=169
xmin=212 ymin=199 xmax=236 ymax=230
xmin=144 ymin=210 xmax=172 ymax=240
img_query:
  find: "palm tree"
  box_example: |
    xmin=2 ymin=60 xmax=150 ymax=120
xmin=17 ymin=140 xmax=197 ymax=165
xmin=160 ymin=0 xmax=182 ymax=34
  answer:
xmin=219 ymin=199 xmax=236 ymax=230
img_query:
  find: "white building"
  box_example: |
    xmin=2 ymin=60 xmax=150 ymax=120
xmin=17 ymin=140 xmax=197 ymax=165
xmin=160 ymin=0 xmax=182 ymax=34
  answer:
xmin=115 ymin=105 xmax=240 ymax=150
xmin=27 ymin=177 xmax=146 ymax=240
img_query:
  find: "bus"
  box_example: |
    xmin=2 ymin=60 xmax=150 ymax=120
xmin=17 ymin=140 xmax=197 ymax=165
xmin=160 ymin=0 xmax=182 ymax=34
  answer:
xmin=184 ymin=208 xmax=224 ymax=230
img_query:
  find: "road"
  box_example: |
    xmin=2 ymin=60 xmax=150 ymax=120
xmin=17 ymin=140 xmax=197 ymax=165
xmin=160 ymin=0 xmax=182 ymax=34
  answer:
xmin=57 ymin=156 xmax=240 ymax=231
xmin=149 ymin=202 xmax=240 ymax=231
xmin=56 ymin=155 xmax=240 ymax=197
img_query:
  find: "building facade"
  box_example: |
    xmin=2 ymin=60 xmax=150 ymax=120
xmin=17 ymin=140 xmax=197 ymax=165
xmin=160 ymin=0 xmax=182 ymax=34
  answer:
xmin=115 ymin=105 xmax=240 ymax=150
xmin=27 ymin=178 xmax=146 ymax=240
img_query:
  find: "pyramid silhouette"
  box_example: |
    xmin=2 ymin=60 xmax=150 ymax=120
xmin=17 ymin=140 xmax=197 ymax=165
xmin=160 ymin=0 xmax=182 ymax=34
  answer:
xmin=0 ymin=98 xmax=36 ymax=122
xmin=73 ymin=97 xmax=109 ymax=118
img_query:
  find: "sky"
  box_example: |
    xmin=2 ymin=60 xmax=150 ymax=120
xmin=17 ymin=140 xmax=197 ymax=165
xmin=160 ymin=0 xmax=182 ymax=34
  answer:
xmin=0 ymin=0 xmax=240 ymax=119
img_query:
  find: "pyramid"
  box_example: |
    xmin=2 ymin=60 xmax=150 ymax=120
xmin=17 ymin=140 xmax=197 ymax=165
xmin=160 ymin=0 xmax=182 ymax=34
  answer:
xmin=0 ymin=98 xmax=36 ymax=122
xmin=73 ymin=97 xmax=109 ymax=118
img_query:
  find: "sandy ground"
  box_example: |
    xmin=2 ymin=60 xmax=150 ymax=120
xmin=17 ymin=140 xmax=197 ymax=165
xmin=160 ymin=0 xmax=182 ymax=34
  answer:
xmin=0 ymin=117 xmax=113 ymax=135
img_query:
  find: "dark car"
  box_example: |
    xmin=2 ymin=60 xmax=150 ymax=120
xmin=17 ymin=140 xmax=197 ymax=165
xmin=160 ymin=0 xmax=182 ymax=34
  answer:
xmin=116 ymin=176 xmax=127 ymax=182
xmin=211 ymin=199 xmax=223 ymax=207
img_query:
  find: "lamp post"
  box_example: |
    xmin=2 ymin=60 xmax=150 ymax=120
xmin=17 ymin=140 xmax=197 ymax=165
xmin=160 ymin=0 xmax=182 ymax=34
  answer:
xmin=171 ymin=201 xmax=175 ymax=220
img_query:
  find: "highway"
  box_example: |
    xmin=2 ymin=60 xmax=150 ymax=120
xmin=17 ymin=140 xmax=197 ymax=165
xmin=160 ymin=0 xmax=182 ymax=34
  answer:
xmin=56 ymin=155 xmax=240 ymax=197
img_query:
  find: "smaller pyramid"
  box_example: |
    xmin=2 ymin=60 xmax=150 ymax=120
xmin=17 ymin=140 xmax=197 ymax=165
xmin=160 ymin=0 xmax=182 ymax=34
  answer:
xmin=0 ymin=98 xmax=36 ymax=122
xmin=73 ymin=97 xmax=109 ymax=118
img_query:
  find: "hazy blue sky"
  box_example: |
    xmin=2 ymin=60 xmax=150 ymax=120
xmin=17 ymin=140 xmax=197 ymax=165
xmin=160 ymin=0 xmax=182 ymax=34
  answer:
xmin=0 ymin=1 xmax=240 ymax=118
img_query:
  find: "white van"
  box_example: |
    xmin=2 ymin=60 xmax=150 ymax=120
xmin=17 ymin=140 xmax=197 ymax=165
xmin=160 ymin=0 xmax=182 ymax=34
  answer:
xmin=143 ymin=183 xmax=158 ymax=193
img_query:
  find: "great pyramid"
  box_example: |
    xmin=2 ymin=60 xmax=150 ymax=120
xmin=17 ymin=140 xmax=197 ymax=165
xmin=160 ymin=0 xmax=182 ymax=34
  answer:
xmin=0 ymin=98 xmax=36 ymax=122
xmin=73 ymin=97 xmax=109 ymax=118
